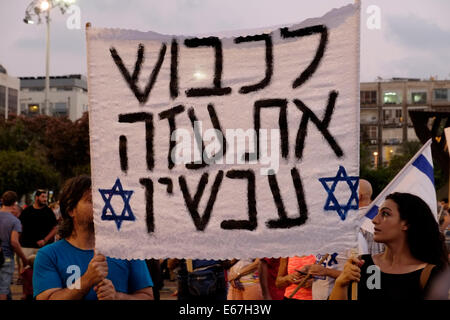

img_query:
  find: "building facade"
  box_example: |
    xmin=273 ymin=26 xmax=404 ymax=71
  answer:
xmin=19 ymin=74 xmax=88 ymax=121
xmin=360 ymin=78 xmax=450 ymax=167
xmin=0 ymin=64 xmax=20 ymax=119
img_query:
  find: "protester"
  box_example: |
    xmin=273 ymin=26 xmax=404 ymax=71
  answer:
xmin=0 ymin=191 xmax=29 ymax=300
xmin=19 ymin=189 xmax=58 ymax=258
xmin=145 ymin=259 xmax=163 ymax=301
xmin=302 ymin=180 xmax=378 ymax=300
xmin=227 ymin=258 xmax=263 ymax=300
xmin=275 ymin=255 xmax=316 ymax=300
xmin=174 ymin=259 xmax=228 ymax=301
xmin=160 ymin=258 xmax=170 ymax=281
xmin=310 ymin=253 xmax=346 ymax=300
xmin=33 ymin=175 xmax=154 ymax=300
xmin=438 ymin=208 xmax=450 ymax=258
xmin=438 ymin=198 xmax=448 ymax=217
xmin=167 ymin=258 xmax=179 ymax=281
xmin=21 ymin=254 xmax=35 ymax=300
xmin=438 ymin=208 xmax=450 ymax=234
xmin=258 ymin=258 xmax=284 ymax=300
xmin=167 ymin=258 xmax=180 ymax=296
xmin=358 ymin=179 xmax=384 ymax=255
xmin=49 ymin=201 xmax=61 ymax=223
xmin=11 ymin=203 xmax=24 ymax=279
xmin=330 ymin=192 xmax=449 ymax=300
xmin=11 ymin=204 xmax=22 ymax=218
xmin=276 ymin=254 xmax=343 ymax=301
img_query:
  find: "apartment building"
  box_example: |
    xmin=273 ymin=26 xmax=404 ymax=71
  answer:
xmin=19 ymin=74 xmax=88 ymax=121
xmin=0 ymin=64 xmax=20 ymax=119
xmin=360 ymin=78 xmax=450 ymax=166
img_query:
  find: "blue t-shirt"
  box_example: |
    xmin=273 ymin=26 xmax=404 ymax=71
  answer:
xmin=0 ymin=211 xmax=22 ymax=258
xmin=33 ymin=239 xmax=153 ymax=300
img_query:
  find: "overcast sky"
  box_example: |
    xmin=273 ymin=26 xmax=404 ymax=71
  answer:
xmin=1 ymin=0 xmax=449 ymax=82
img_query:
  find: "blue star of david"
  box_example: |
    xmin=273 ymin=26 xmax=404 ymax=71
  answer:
xmin=99 ymin=178 xmax=135 ymax=230
xmin=318 ymin=166 xmax=359 ymax=221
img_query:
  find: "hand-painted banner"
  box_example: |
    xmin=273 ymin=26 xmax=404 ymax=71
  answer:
xmin=86 ymin=3 xmax=360 ymax=259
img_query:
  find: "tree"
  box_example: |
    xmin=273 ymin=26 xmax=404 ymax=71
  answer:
xmin=41 ymin=112 xmax=90 ymax=180
xmin=0 ymin=150 xmax=60 ymax=199
xmin=360 ymin=142 xmax=373 ymax=171
xmin=360 ymin=166 xmax=393 ymax=199
xmin=0 ymin=113 xmax=91 ymax=199
xmin=388 ymin=141 xmax=422 ymax=173
xmin=360 ymin=140 xmax=445 ymax=199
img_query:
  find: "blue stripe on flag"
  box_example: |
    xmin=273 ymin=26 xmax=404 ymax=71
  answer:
xmin=365 ymin=205 xmax=379 ymax=219
xmin=412 ymin=155 xmax=434 ymax=185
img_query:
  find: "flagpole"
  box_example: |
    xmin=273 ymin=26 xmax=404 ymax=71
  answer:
xmin=350 ymin=248 xmax=358 ymax=300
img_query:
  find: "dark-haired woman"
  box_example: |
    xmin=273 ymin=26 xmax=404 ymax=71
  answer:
xmin=330 ymin=192 xmax=449 ymax=300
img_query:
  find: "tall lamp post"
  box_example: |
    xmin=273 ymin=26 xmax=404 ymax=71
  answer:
xmin=23 ymin=0 xmax=75 ymax=116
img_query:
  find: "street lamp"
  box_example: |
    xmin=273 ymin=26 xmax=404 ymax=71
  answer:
xmin=373 ymin=151 xmax=379 ymax=169
xmin=23 ymin=0 xmax=75 ymax=116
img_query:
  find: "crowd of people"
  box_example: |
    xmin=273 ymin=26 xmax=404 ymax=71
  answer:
xmin=0 ymin=175 xmax=449 ymax=300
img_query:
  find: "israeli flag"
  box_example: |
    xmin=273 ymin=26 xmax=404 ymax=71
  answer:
xmin=361 ymin=139 xmax=437 ymax=233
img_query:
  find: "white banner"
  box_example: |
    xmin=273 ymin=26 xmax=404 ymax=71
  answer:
xmin=86 ymin=3 xmax=360 ymax=259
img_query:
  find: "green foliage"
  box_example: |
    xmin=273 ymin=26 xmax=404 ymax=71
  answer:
xmin=40 ymin=113 xmax=90 ymax=179
xmin=432 ymin=158 xmax=446 ymax=192
xmin=359 ymin=142 xmax=372 ymax=170
xmin=388 ymin=141 xmax=422 ymax=173
xmin=0 ymin=150 xmax=60 ymax=198
xmin=0 ymin=113 xmax=90 ymax=199
xmin=360 ymin=140 xmax=445 ymax=199
xmin=360 ymin=166 xmax=393 ymax=199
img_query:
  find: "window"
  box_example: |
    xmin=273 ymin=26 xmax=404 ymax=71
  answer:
xmin=434 ymin=89 xmax=448 ymax=101
xmin=411 ymin=92 xmax=426 ymax=104
xmin=54 ymin=102 xmax=68 ymax=116
xmin=0 ymin=86 xmax=5 ymax=117
xmin=383 ymin=92 xmax=400 ymax=104
xmin=383 ymin=109 xmax=402 ymax=125
xmin=361 ymin=90 xmax=377 ymax=105
xmin=383 ymin=109 xmax=391 ymax=121
xmin=368 ymin=126 xmax=377 ymax=139
xmin=0 ymin=85 xmax=5 ymax=108
xmin=8 ymin=88 xmax=18 ymax=115
xmin=29 ymin=87 xmax=44 ymax=92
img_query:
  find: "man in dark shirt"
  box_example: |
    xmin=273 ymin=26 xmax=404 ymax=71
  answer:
xmin=19 ymin=190 xmax=57 ymax=257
